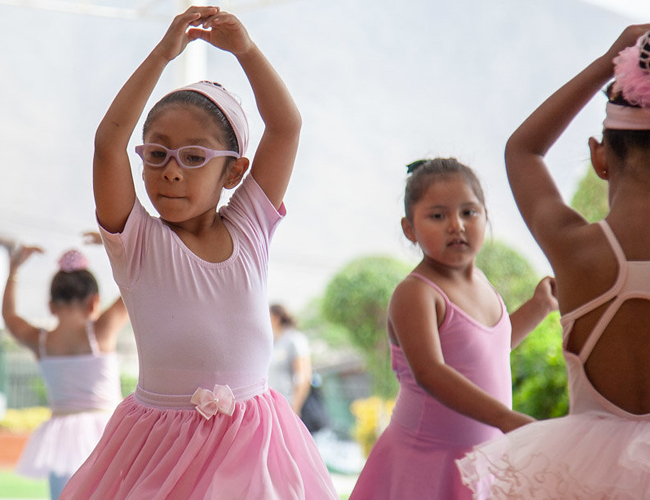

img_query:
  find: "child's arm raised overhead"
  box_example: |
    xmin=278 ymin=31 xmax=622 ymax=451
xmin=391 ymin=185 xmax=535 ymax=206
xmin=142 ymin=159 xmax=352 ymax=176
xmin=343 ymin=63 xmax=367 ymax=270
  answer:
xmin=94 ymin=296 xmax=128 ymax=352
xmin=94 ymin=6 xmax=221 ymax=233
xmin=2 ymin=246 xmax=44 ymax=353
xmin=82 ymin=231 xmax=129 ymax=351
xmin=505 ymin=24 xmax=650 ymax=261
xmin=389 ymin=277 xmax=535 ymax=433
xmin=197 ymin=11 xmax=302 ymax=209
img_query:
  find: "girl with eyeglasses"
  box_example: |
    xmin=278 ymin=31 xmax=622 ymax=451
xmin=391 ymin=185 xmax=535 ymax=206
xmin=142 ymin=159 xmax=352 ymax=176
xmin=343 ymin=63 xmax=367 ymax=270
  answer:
xmin=349 ymin=158 xmax=557 ymax=500
xmin=59 ymin=6 xmax=337 ymax=499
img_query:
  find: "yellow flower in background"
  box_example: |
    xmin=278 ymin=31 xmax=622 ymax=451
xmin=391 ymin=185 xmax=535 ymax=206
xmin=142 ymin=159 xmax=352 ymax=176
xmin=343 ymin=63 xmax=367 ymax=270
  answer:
xmin=0 ymin=407 xmax=51 ymax=434
xmin=350 ymin=397 xmax=395 ymax=458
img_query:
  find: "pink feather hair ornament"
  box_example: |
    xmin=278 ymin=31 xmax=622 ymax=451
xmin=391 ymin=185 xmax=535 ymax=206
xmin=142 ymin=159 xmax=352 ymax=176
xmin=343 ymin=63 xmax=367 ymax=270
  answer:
xmin=612 ymin=31 xmax=650 ymax=108
xmin=58 ymin=250 xmax=89 ymax=273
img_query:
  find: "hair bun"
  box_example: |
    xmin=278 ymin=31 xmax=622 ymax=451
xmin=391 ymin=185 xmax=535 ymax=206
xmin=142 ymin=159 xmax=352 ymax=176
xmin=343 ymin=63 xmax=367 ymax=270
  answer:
xmin=639 ymin=32 xmax=650 ymax=72
xmin=612 ymin=31 xmax=650 ymax=108
xmin=58 ymin=250 xmax=88 ymax=273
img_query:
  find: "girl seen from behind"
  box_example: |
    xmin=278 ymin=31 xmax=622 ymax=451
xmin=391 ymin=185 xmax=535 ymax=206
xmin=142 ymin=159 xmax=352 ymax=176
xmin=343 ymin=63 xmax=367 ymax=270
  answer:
xmin=458 ymin=24 xmax=650 ymax=499
xmin=2 ymin=238 xmax=127 ymax=500
xmin=350 ymin=158 xmax=557 ymax=500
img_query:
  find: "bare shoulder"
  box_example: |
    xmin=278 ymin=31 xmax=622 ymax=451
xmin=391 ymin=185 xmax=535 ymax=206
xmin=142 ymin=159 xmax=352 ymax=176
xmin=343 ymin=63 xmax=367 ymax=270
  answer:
xmin=552 ymin=221 xmax=619 ymax=312
xmin=388 ymin=275 xmax=445 ymax=332
xmin=390 ymin=274 xmax=442 ymax=308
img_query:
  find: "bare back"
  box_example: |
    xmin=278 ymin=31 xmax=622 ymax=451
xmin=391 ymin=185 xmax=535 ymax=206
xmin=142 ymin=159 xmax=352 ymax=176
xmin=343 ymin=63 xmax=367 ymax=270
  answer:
xmin=559 ymin=220 xmax=650 ymax=415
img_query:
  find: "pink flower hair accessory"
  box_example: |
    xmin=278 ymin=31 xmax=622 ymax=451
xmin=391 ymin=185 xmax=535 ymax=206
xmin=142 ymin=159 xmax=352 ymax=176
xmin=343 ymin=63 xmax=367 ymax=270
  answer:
xmin=612 ymin=31 xmax=650 ymax=109
xmin=58 ymin=250 xmax=89 ymax=273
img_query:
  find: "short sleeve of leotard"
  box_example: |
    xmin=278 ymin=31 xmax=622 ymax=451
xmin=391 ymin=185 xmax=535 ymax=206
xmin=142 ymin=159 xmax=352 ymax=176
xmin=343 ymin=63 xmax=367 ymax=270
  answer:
xmin=98 ymin=173 xmax=285 ymax=289
xmin=220 ymin=173 xmax=286 ymax=270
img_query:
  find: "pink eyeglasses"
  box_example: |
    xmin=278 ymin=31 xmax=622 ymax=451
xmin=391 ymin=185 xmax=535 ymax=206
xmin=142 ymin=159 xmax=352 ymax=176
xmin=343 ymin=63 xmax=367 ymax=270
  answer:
xmin=135 ymin=144 xmax=240 ymax=169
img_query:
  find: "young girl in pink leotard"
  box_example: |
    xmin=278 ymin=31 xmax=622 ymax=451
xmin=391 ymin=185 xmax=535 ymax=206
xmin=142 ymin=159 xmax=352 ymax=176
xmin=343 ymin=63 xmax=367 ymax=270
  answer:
xmin=349 ymin=158 xmax=557 ymax=500
xmin=2 ymin=238 xmax=128 ymax=500
xmin=457 ymin=24 xmax=650 ymax=499
xmin=59 ymin=6 xmax=337 ymax=499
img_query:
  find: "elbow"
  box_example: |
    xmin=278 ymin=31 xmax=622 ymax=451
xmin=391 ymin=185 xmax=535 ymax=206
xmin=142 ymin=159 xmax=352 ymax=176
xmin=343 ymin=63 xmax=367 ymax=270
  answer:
xmin=286 ymin=109 xmax=302 ymax=137
xmin=412 ymin=364 xmax=438 ymax=392
xmin=504 ymin=136 xmax=519 ymax=169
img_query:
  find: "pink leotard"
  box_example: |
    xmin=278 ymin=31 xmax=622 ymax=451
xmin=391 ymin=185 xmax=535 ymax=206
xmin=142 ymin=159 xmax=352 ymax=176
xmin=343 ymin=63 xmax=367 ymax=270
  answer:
xmin=351 ymin=271 xmax=512 ymax=500
xmin=458 ymin=220 xmax=650 ymax=499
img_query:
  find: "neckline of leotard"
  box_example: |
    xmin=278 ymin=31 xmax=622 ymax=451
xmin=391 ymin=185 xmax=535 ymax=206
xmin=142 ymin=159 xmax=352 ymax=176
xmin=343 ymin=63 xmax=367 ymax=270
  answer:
xmin=561 ymin=219 xmax=650 ymax=362
xmin=409 ymin=271 xmax=506 ymax=331
xmin=38 ymin=321 xmax=101 ymax=359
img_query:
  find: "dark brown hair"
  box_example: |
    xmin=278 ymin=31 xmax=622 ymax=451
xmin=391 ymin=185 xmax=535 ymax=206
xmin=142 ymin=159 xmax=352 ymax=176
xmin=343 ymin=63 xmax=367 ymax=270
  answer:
xmin=404 ymin=158 xmax=486 ymax=221
xmin=269 ymin=304 xmax=297 ymax=328
xmin=50 ymin=269 xmax=99 ymax=305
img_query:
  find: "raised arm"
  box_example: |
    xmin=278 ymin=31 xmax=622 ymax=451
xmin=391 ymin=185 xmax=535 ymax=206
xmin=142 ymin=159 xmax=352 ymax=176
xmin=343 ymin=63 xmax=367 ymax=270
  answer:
xmin=509 ymin=276 xmax=558 ymax=348
xmin=196 ymin=10 xmax=301 ymax=209
xmin=505 ymin=24 xmax=650 ymax=258
xmin=389 ymin=277 xmax=534 ymax=433
xmin=2 ymin=246 xmax=44 ymax=354
xmin=82 ymin=231 xmax=129 ymax=352
xmin=94 ymin=6 xmax=221 ymax=233
xmin=94 ymin=297 xmax=128 ymax=353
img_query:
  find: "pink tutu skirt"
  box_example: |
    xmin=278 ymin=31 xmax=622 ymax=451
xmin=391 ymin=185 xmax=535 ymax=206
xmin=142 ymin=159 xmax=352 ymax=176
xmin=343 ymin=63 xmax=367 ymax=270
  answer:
xmin=15 ymin=410 xmax=114 ymax=478
xmin=456 ymin=412 xmax=650 ymax=500
xmin=60 ymin=388 xmax=337 ymax=500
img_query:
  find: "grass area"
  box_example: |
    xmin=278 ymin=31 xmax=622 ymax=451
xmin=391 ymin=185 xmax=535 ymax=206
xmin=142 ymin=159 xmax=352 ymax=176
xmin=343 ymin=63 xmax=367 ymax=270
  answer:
xmin=0 ymin=470 xmax=47 ymax=499
xmin=0 ymin=469 xmax=352 ymax=499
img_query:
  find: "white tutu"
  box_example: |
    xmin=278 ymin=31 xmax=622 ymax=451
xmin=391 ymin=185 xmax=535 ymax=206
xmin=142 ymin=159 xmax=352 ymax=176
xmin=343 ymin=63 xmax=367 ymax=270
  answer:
xmin=456 ymin=412 xmax=650 ymax=500
xmin=15 ymin=410 xmax=114 ymax=478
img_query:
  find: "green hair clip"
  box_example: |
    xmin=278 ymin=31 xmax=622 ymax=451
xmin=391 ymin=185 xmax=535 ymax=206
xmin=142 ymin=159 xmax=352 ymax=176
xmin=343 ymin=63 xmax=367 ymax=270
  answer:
xmin=406 ymin=159 xmax=427 ymax=174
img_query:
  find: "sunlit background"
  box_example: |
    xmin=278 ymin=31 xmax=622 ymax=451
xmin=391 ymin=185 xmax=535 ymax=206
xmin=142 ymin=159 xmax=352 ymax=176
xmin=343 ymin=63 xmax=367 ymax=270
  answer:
xmin=0 ymin=0 xmax=649 ymax=321
xmin=2 ymin=1 xmax=650 ymax=495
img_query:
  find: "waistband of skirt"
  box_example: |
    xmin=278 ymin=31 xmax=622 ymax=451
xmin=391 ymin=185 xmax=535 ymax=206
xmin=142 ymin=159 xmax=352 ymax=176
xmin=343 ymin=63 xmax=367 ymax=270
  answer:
xmin=134 ymin=379 xmax=268 ymax=409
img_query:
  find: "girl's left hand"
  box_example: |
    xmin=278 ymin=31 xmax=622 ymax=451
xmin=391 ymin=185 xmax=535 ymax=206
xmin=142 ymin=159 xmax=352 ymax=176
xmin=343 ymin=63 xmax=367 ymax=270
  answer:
xmin=190 ymin=9 xmax=254 ymax=56
xmin=153 ymin=5 xmax=220 ymax=63
xmin=534 ymin=276 xmax=559 ymax=314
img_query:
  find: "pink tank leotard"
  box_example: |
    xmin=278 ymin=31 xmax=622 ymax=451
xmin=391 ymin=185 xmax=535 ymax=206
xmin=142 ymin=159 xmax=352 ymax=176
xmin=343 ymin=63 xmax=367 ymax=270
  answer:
xmin=15 ymin=323 xmax=121 ymax=479
xmin=457 ymin=220 xmax=650 ymax=499
xmin=351 ymin=271 xmax=513 ymax=500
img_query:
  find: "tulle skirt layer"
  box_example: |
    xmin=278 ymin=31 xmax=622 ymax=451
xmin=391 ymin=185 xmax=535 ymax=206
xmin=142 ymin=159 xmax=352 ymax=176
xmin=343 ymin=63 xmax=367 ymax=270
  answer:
xmin=456 ymin=412 xmax=650 ymax=500
xmin=60 ymin=390 xmax=337 ymax=500
xmin=350 ymin=422 xmax=475 ymax=500
xmin=15 ymin=410 xmax=114 ymax=478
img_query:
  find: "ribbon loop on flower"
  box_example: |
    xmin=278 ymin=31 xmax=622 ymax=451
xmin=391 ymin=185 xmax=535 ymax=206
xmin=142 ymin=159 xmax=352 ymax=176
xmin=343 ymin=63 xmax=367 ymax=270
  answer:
xmin=190 ymin=384 xmax=236 ymax=420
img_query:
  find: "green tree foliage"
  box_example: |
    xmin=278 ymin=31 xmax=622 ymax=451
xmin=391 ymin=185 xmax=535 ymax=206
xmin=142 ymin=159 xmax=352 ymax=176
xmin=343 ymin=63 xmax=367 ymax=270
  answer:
xmin=510 ymin=312 xmax=568 ymax=418
xmin=570 ymin=166 xmax=608 ymax=223
xmin=477 ymin=240 xmax=539 ymax=311
xmin=321 ymin=255 xmax=411 ymax=398
xmin=319 ymin=243 xmax=569 ymax=419
xmin=478 ymin=240 xmax=568 ymax=419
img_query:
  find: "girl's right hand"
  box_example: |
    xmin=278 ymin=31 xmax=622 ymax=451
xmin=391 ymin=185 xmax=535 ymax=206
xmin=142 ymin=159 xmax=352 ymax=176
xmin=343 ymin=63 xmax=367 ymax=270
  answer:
xmin=191 ymin=9 xmax=254 ymax=56
xmin=9 ymin=246 xmax=44 ymax=274
xmin=605 ymin=24 xmax=650 ymax=64
xmin=152 ymin=5 xmax=220 ymax=63
xmin=499 ymin=410 xmax=536 ymax=434
xmin=82 ymin=231 xmax=103 ymax=246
